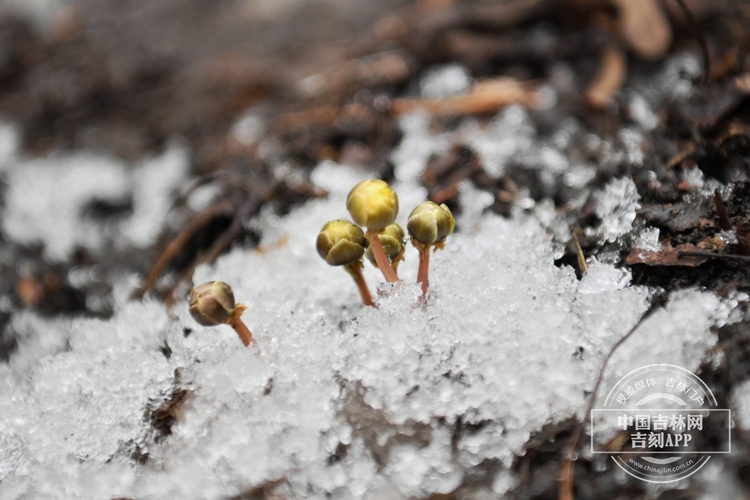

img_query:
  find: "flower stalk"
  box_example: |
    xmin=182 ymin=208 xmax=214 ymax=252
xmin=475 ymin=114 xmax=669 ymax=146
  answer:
xmin=366 ymin=230 xmax=399 ymax=282
xmin=415 ymin=243 xmax=431 ymax=296
xmin=365 ymin=223 xmax=406 ymax=278
xmin=316 ymin=219 xmax=376 ymax=307
xmin=228 ymin=303 xmax=254 ymax=346
xmin=407 ymin=202 xmax=455 ymax=297
xmin=344 ymin=261 xmax=375 ymax=307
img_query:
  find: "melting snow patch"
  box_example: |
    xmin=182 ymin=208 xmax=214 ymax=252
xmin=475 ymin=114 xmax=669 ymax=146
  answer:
xmin=0 ymin=108 xmax=741 ymax=498
xmin=1 ymin=143 xmax=189 ymax=262
xmin=0 ymin=155 xmax=738 ymax=498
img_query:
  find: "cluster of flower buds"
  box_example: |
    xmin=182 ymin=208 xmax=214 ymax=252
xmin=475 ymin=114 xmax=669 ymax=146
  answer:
xmin=185 ymin=181 xmax=456 ymax=349
xmin=317 ymin=179 xmax=454 ymax=305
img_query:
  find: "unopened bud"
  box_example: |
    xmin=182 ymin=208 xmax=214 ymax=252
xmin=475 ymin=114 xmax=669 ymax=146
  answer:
xmin=189 ymin=281 xmax=236 ymax=326
xmin=316 ymin=219 xmax=368 ymax=266
xmin=346 ymin=179 xmax=399 ymax=231
xmin=407 ymin=202 xmax=455 ymax=245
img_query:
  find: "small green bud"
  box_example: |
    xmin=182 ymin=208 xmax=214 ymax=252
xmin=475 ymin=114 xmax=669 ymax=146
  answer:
xmin=365 ymin=222 xmax=405 ymax=266
xmin=346 ymin=179 xmax=399 ymax=231
xmin=189 ymin=281 xmax=236 ymax=326
xmin=407 ymin=202 xmax=455 ymax=245
xmin=317 ymin=219 xmax=368 ymax=266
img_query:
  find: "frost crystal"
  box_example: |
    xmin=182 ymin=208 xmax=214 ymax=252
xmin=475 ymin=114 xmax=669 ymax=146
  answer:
xmin=0 ymin=93 xmax=741 ymax=497
xmin=634 ymin=227 xmax=660 ymax=253
xmin=593 ymin=177 xmax=641 ymax=243
xmin=2 ymin=144 xmax=188 ymax=262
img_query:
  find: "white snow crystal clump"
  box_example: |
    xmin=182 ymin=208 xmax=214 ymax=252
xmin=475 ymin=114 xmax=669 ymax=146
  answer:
xmin=634 ymin=227 xmax=661 ymax=253
xmin=1 ymin=142 xmax=188 ymax=262
xmin=0 ymin=112 xmax=740 ymax=499
xmin=419 ymin=64 xmax=473 ymax=100
xmin=731 ymin=379 xmax=750 ymax=431
xmin=593 ymin=176 xmax=641 ymax=243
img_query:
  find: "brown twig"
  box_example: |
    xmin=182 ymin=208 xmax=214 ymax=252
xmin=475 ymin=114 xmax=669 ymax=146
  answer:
xmin=677 ymin=250 xmax=750 ymax=262
xmin=571 ymin=229 xmax=588 ymax=276
xmin=132 ymin=199 xmax=233 ymax=299
xmin=279 ymin=77 xmax=542 ymax=129
xmin=164 ymin=254 xmax=203 ymax=310
xmin=145 ymin=177 xmax=284 ymax=306
xmin=585 ymin=43 xmax=627 ymax=109
xmin=205 ymin=196 xmax=263 ymax=265
xmin=163 ymin=194 xmax=271 ymax=306
xmin=559 ymin=297 xmax=664 ymax=500
xmin=391 ymin=77 xmax=543 ymax=116
xmin=612 ymin=0 xmax=671 ymax=60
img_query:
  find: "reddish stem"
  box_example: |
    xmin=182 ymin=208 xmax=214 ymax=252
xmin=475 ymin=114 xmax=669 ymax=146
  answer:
xmin=345 ymin=263 xmax=375 ymax=307
xmin=229 ymin=304 xmax=253 ymax=346
xmin=231 ymin=320 xmax=254 ymax=347
xmin=417 ymin=245 xmax=430 ymax=297
xmin=366 ymin=231 xmax=399 ymax=283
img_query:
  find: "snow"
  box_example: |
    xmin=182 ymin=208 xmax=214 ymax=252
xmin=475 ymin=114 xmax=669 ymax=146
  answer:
xmin=231 ymin=113 xmax=267 ymax=147
xmin=0 ymin=110 xmax=743 ymax=499
xmin=419 ymin=64 xmax=473 ymax=100
xmin=1 ymin=142 xmax=189 ymax=262
xmin=592 ymin=177 xmax=641 ymax=243
xmin=463 ymin=105 xmax=536 ymax=179
xmin=634 ymin=227 xmax=661 ymax=253
xmin=0 ymin=54 xmax=745 ymax=499
xmin=2 ymin=152 xmax=130 ymax=262
xmin=731 ymin=379 xmax=750 ymax=431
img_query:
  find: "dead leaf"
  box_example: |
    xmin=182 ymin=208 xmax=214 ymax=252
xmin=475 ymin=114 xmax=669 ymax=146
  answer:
xmin=299 ymin=51 xmax=413 ymax=99
xmin=391 ymin=77 xmax=542 ymax=116
xmin=625 ymin=242 xmax=708 ymax=266
xmin=696 ymin=236 xmax=727 ymax=252
xmin=612 ymin=0 xmax=672 ymax=60
xmin=586 ymin=43 xmax=627 ymax=109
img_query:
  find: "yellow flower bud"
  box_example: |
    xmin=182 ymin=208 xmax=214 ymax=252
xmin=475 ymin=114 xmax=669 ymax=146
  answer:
xmin=346 ymin=179 xmax=399 ymax=231
xmin=407 ymin=202 xmax=455 ymax=245
xmin=365 ymin=222 xmax=405 ymax=266
xmin=189 ymin=281 xmax=236 ymax=326
xmin=316 ymin=219 xmax=368 ymax=266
